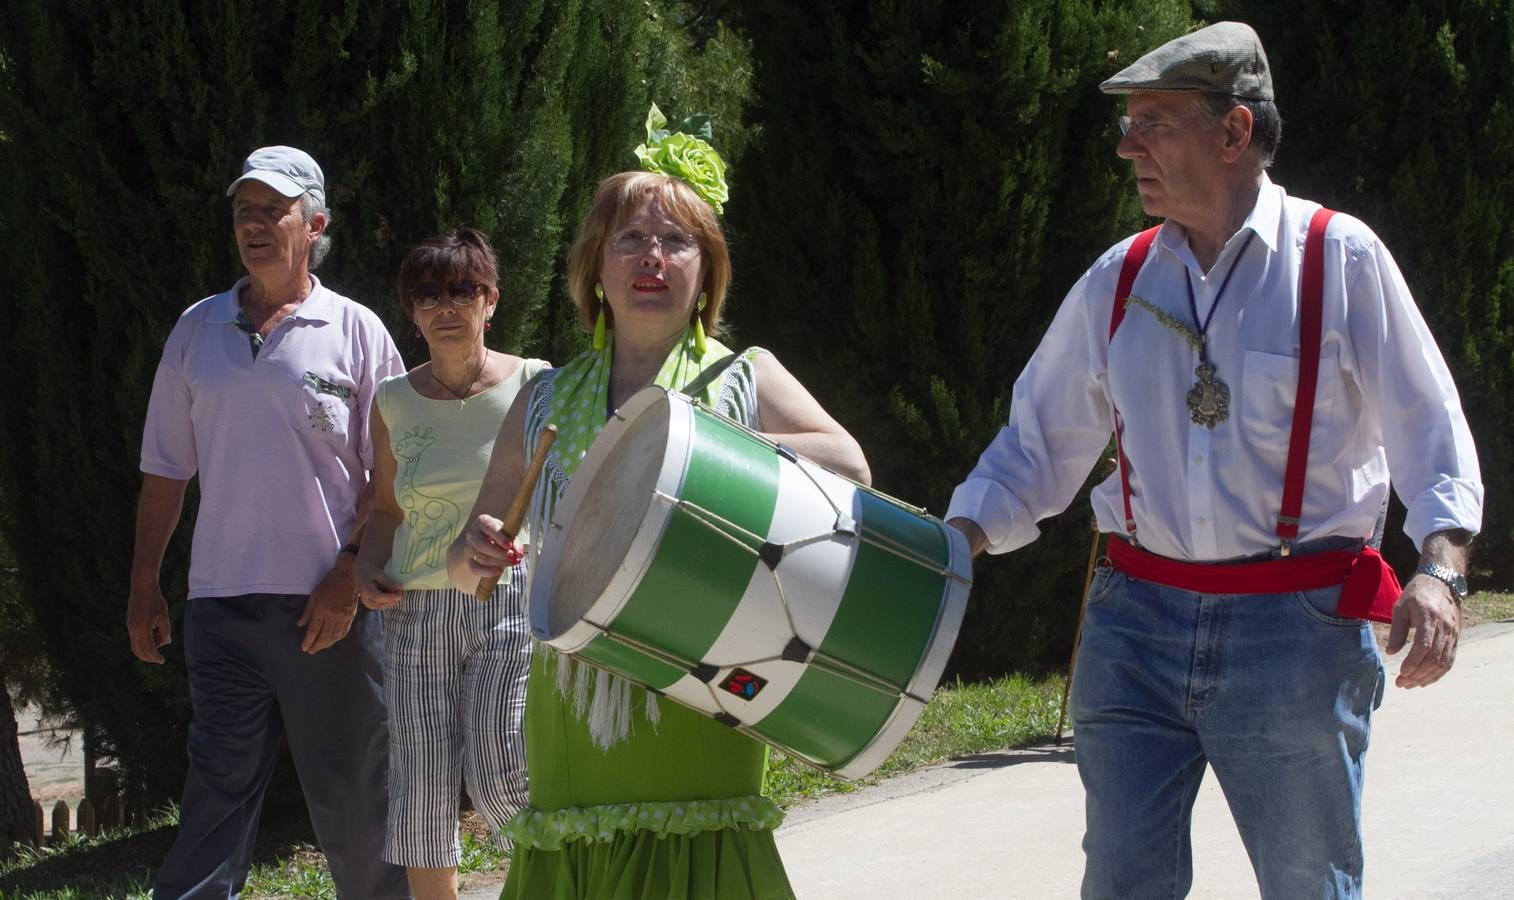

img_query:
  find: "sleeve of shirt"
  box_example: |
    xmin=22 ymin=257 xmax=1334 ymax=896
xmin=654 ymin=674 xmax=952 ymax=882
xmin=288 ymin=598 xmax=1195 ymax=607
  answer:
xmin=1345 ymin=231 xmax=1483 ymax=550
xmin=946 ymin=268 xmax=1118 ymax=554
xmin=354 ymin=321 xmax=404 ymax=473
xmin=139 ymin=319 xmax=199 ymax=480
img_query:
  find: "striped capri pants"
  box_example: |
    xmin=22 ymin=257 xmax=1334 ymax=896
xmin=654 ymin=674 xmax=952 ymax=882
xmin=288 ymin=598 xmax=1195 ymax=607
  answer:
xmin=380 ymin=570 xmax=530 ymax=868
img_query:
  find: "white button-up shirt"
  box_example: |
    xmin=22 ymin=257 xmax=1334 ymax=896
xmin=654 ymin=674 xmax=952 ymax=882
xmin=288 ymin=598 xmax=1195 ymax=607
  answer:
xmin=947 ymin=175 xmax=1482 ymax=561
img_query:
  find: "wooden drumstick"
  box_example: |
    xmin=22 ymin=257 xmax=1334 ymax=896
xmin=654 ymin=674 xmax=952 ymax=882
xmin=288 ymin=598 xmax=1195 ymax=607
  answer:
xmin=1054 ymin=456 xmax=1118 ymax=744
xmin=474 ymin=425 xmax=557 ymax=602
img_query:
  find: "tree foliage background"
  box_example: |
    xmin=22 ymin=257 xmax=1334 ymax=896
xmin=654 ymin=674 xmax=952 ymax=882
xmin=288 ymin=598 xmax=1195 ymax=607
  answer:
xmin=0 ymin=0 xmax=1510 ymax=812
xmin=727 ymin=0 xmax=1193 ymax=676
xmin=0 ymin=0 xmax=749 ymax=806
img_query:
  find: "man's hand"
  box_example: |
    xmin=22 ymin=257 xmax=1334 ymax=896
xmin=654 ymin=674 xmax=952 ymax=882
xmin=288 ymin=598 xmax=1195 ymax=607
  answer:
xmin=297 ymin=555 xmax=359 ymax=654
xmin=127 ymin=582 xmax=173 ymax=664
xmin=948 ymin=517 xmax=990 ymax=558
xmin=1386 ymin=574 xmax=1461 ymax=689
xmin=1388 ymin=528 xmax=1473 ymax=689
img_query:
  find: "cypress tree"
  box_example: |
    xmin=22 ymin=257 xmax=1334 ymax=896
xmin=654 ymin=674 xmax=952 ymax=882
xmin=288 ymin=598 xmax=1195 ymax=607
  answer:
xmin=730 ymin=1 xmax=1191 ymax=675
xmin=0 ymin=0 xmax=750 ymax=805
xmin=0 ymin=523 xmax=43 ymax=853
xmin=1210 ymin=0 xmax=1514 ymax=580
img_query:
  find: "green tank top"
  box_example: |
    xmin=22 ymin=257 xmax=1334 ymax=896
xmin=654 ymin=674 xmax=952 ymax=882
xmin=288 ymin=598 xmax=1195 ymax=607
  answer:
xmin=376 ymin=357 xmax=549 ymax=589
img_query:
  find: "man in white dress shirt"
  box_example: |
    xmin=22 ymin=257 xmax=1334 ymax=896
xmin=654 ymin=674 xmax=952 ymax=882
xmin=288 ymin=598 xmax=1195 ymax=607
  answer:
xmin=946 ymin=22 xmax=1481 ymax=900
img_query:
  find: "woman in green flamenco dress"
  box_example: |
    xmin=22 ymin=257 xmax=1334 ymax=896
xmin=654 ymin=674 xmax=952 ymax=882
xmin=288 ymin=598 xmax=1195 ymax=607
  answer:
xmin=446 ymin=110 xmax=870 ymax=899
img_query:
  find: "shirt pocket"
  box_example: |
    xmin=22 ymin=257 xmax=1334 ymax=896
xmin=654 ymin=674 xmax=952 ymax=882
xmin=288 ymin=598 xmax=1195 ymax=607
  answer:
xmin=1238 ymin=348 xmax=1344 ymax=471
xmin=295 ymin=370 xmax=357 ymax=445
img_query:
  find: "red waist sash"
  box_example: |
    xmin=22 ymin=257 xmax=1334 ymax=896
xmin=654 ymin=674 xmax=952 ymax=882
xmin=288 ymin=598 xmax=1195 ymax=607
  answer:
xmin=1107 ymin=537 xmax=1400 ymax=623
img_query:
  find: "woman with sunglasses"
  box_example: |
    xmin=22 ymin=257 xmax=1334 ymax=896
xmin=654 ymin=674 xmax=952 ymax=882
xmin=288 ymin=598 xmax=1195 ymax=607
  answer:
xmin=354 ymin=227 xmax=549 ymax=900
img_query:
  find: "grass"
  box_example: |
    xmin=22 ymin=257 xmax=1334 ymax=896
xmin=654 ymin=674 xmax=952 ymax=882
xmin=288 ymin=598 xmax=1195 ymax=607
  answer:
xmin=235 ymin=829 xmax=509 ymax=899
xmin=1462 ymin=590 xmax=1514 ymax=628
xmin=0 ymin=811 xmax=509 ymax=900
xmin=0 ymin=810 xmax=170 ymax=900
xmin=7 ymin=591 xmax=1507 ymax=898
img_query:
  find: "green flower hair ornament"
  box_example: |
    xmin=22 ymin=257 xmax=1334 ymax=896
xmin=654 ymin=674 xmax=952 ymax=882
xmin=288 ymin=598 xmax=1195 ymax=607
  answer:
xmin=634 ymin=104 xmax=729 ymax=214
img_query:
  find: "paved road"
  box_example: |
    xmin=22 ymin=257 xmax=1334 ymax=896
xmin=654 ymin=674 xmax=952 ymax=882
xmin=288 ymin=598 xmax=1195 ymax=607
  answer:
xmin=464 ymin=622 xmax=1513 ymax=899
xmin=775 ymin=622 xmax=1514 ymax=899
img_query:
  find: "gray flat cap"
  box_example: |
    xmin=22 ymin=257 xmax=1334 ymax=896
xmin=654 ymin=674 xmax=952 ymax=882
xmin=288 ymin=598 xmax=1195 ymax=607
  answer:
xmin=1101 ymin=21 xmax=1273 ymax=101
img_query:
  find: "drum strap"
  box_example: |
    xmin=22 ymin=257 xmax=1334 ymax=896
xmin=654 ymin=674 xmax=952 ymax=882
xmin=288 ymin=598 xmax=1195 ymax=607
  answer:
xmin=679 ymin=352 xmax=739 ymax=400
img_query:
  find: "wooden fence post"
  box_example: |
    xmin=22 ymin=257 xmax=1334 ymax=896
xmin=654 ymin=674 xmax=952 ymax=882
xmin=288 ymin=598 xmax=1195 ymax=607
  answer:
xmin=30 ymin=799 xmax=43 ymax=848
xmin=78 ymin=796 xmax=97 ymax=837
xmin=50 ymin=800 xmax=70 ymax=845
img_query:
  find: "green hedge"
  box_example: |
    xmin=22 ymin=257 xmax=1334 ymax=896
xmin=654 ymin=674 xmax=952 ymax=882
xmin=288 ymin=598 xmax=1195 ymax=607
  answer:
xmin=0 ymin=0 xmax=746 ymax=805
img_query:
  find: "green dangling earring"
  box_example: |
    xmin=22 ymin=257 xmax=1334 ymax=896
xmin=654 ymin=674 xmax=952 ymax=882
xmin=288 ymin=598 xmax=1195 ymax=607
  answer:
xmin=592 ymin=283 xmax=608 ymax=351
xmin=692 ymin=292 xmax=708 ymax=355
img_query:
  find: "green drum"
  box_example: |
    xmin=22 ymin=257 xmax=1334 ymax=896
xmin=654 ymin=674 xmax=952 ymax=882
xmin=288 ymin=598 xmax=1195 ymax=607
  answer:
xmin=530 ymin=386 xmax=971 ymax=780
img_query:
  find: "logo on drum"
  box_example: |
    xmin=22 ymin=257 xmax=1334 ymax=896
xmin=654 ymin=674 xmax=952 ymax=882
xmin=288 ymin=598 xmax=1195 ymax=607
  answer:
xmin=719 ymin=668 xmax=767 ymax=701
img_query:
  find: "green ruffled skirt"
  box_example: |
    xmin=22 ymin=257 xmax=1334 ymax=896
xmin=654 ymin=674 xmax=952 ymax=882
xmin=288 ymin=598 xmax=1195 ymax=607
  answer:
xmin=499 ymin=654 xmax=796 ymax=900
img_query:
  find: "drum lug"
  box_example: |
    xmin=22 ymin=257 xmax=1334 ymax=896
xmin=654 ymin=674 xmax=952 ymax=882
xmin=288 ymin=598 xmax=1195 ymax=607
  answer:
xmin=713 ymin=711 xmax=742 ymax=729
xmin=834 ymin=514 xmax=857 ymax=536
xmin=775 ymin=443 xmax=799 ymax=463
xmin=689 ymin=661 xmax=720 ymax=683
xmin=782 ymin=636 xmax=814 ymax=664
xmin=759 ymin=541 xmax=786 ymax=570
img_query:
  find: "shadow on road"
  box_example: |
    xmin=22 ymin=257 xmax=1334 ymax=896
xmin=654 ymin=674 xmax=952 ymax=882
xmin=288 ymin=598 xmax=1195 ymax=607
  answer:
xmin=948 ymin=744 xmax=1076 ymax=770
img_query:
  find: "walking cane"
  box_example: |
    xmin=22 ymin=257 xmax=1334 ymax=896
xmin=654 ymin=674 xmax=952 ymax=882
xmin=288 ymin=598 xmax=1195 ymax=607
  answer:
xmin=1054 ymin=458 xmax=1116 ymax=745
xmin=474 ymin=425 xmax=557 ymax=602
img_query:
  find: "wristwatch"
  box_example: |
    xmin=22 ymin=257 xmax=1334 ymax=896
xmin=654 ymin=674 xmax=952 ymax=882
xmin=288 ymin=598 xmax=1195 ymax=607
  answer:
xmin=1416 ymin=562 xmax=1468 ymax=604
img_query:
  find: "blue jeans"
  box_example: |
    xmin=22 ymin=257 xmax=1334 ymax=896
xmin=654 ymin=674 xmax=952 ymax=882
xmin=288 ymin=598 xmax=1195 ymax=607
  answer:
xmin=153 ymin=595 xmax=409 ymax=899
xmin=1069 ymin=567 xmax=1385 ymax=900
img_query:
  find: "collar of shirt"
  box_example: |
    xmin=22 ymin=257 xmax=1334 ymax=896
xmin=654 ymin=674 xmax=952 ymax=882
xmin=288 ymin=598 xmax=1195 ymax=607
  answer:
xmin=206 ymin=274 xmax=334 ymax=325
xmin=1156 ymin=172 xmax=1283 ymax=277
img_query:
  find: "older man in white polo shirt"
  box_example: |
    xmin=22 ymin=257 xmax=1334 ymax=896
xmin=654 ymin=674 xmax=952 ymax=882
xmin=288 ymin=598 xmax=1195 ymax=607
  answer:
xmin=128 ymin=146 xmax=409 ymax=898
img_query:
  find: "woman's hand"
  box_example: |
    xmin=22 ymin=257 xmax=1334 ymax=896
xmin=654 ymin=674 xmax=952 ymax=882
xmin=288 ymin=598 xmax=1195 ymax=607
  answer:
xmin=356 ymin=564 xmax=404 ymax=610
xmin=447 ymin=514 xmax=525 ymax=590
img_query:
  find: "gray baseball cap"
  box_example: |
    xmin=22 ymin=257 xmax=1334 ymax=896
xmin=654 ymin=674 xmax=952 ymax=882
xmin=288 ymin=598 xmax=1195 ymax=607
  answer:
xmin=1100 ymin=21 xmax=1273 ymax=101
xmin=225 ymin=145 xmax=326 ymax=206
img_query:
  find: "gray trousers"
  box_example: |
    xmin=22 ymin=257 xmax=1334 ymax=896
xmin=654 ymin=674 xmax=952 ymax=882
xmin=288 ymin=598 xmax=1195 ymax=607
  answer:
xmin=153 ymin=594 xmax=409 ymax=899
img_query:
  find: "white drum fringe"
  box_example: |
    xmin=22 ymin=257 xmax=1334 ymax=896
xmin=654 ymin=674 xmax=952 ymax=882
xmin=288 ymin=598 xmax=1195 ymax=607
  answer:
xmin=544 ymin=648 xmax=662 ymax=750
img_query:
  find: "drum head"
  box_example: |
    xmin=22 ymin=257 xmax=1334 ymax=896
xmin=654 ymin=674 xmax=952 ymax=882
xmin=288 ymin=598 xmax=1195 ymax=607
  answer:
xmin=534 ymin=388 xmax=685 ymax=645
xmin=547 ymin=394 xmax=670 ymax=637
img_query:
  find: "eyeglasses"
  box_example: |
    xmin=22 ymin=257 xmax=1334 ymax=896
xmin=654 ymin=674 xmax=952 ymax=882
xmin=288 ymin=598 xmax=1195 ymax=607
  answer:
xmin=1117 ymin=110 xmax=1210 ymax=137
xmin=609 ymin=229 xmax=699 ymax=258
xmin=408 ymin=281 xmax=485 ymax=310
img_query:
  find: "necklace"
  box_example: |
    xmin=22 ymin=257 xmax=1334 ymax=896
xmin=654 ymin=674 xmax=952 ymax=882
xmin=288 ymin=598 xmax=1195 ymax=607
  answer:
xmin=433 ymin=349 xmax=489 ymax=407
xmin=1182 ymin=232 xmax=1255 ymax=429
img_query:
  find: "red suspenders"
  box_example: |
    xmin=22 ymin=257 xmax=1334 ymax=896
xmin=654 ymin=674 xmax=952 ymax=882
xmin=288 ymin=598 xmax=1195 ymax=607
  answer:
xmin=1109 ymin=227 xmax=1161 ymax=540
xmin=1276 ymin=207 xmax=1337 ymax=551
xmin=1108 ymin=210 xmax=1335 ymax=552
xmin=1104 ymin=209 xmax=1401 ymax=621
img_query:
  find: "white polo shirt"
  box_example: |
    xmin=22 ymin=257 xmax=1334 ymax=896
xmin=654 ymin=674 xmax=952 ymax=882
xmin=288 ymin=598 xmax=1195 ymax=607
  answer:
xmin=141 ymin=275 xmax=404 ymax=598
